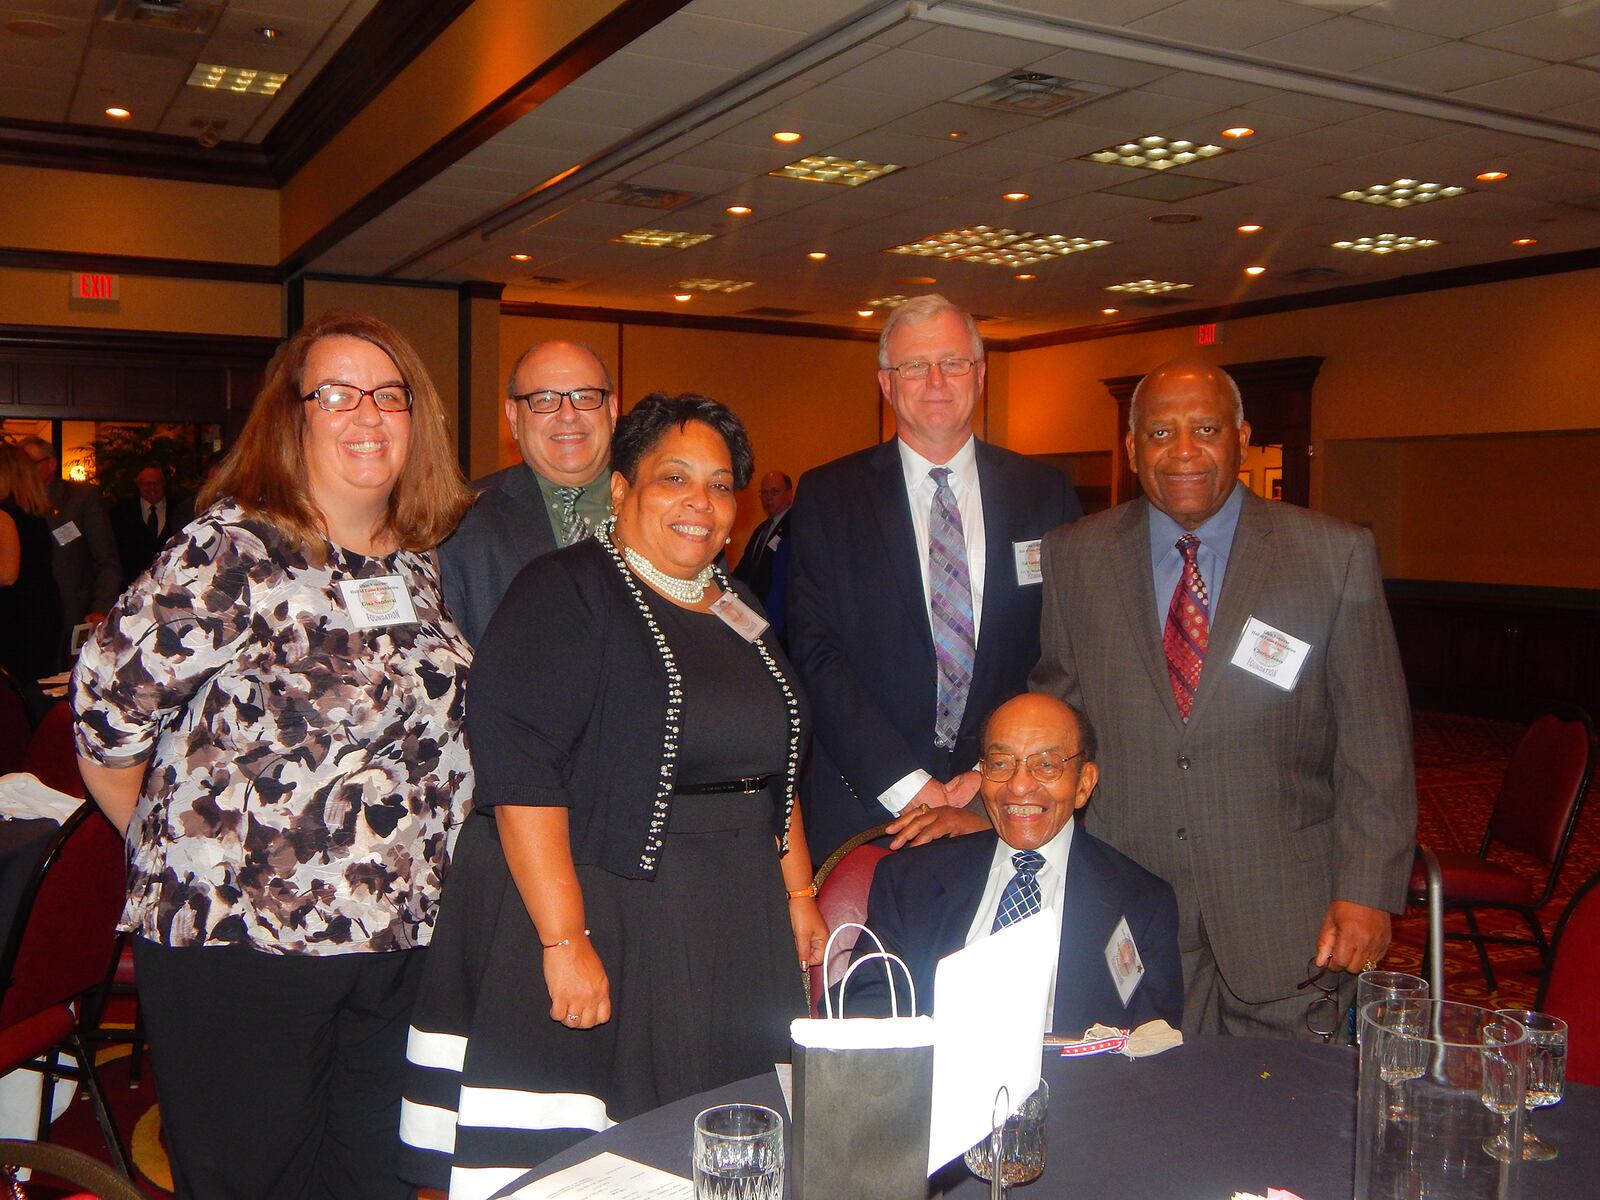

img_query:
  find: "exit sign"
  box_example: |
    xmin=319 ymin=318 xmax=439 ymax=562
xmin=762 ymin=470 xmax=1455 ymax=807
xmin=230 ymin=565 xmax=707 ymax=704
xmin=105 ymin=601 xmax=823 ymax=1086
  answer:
xmin=1196 ymin=322 xmax=1225 ymax=346
xmin=71 ymin=272 xmax=120 ymax=301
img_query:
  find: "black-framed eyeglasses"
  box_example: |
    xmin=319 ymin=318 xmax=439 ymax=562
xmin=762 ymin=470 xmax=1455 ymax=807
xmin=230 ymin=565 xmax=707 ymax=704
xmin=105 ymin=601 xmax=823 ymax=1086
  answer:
xmin=512 ymin=387 xmax=611 ymax=413
xmin=1297 ymin=957 xmax=1343 ymax=1043
xmin=888 ymin=356 xmax=979 ymax=381
xmin=304 ymin=383 xmax=413 ymax=413
xmin=978 ymin=749 xmax=1085 ymax=784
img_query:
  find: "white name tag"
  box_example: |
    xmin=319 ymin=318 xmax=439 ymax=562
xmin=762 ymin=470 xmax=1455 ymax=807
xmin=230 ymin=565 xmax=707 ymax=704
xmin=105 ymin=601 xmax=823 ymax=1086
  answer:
xmin=52 ymin=520 xmax=81 ymax=547
xmin=766 ymin=533 xmax=782 ymax=551
xmin=1012 ymin=538 xmax=1043 ymax=586
xmin=1104 ymin=915 xmax=1145 ymax=1007
xmin=336 ymin=575 xmax=418 ymax=630
xmin=708 ymin=589 xmax=770 ymax=642
xmin=1229 ymin=615 xmax=1312 ymax=691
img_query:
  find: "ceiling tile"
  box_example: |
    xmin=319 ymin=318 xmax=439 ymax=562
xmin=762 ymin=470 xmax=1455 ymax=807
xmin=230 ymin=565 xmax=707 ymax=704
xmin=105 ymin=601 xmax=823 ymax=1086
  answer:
xmin=1352 ymin=0 xmax=1561 ymax=40
xmin=1449 ymin=63 xmax=1600 ymax=112
xmin=897 ymin=24 xmax=1059 ymax=68
xmin=0 ymin=83 xmax=66 ymax=124
xmin=995 ymin=0 xmax=1201 ymax=23
xmin=1054 ymin=87 xmax=1229 ymax=132
xmin=828 ymin=48 xmax=1029 ymax=103
xmin=1355 ymin=40 xmax=1545 ymax=91
xmin=1468 ymin=9 xmax=1600 ymax=62
xmin=1243 ymin=91 xmax=1379 ymax=123
xmin=620 ymin=12 xmax=813 ymax=71
xmin=878 ymin=100 xmax=1036 ymax=146
xmin=1130 ymin=0 xmax=1332 ymax=51
xmin=1142 ymin=70 xmax=1280 ymax=106
xmin=1024 ymin=48 xmax=1173 ymax=89
xmin=1250 ymin=15 xmax=1442 ymax=72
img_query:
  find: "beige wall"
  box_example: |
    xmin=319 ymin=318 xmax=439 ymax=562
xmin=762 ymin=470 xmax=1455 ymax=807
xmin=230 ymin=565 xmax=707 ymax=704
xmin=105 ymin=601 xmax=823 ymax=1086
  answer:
xmin=0 ymin=266 xmax=280 ymax=336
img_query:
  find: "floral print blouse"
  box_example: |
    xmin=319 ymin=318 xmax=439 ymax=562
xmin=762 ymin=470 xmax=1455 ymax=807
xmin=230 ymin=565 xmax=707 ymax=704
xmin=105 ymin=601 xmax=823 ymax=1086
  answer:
xmin=72 ymin=501 xmax=474 ymax=956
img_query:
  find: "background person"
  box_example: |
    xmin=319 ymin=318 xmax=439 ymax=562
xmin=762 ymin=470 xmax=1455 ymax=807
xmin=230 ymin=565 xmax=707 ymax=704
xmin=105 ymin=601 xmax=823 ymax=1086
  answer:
xmin=402 ymin=393 xmax=824 ymax=1199
xmin=733 ymin=469 xmax=793 ymax=623
xmin=110 ymin=462 xmax=193 ymax=589
xmin=71 ymin=311 xmax=475 ymax=1200
xmin=18 ymin=434 xmax=118 ymax=668
xmin=0 ymin=442 xmax=63 ymax=680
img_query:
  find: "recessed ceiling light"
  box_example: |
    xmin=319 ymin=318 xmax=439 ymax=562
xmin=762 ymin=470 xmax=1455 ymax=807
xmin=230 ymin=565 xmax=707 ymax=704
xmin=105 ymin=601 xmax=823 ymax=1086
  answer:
xmin=673 ymin=293 xmax=693 ymax=302
xmin=255 ymin=26 xmax=281 ymax=40
xmin=187 ymin=63 xmax=289 ymax=95
xmin=1082 ymin=134 xmax=1226 ymax=171
xmin=770 ymin=155 xmax=901 ymax=186
xmin=104 ymin=107 xmax=131 ymax=120
xmin=1002 ymin=191 xmax=1030 ymax=201
xmin=1014 ymin=273 xmax=1036 ymax=281
xmin=509 ymin=253 xmax=532 ymax=262
xmin=1222 ymin=126 xmax=1254 ymax=139
xmin=1476 ymin=170 xmax=1508 ymax=182
xmin=1105 ymin=279 xmax=1193 ymax=295
xmin=887 ymin=225 xmax=1111 ymax=268
xmin=864 ymin=295 xmax=909 ymax=310
xmin=1244 ymin=265 xmax=1266 ymax=276
xmin=1101 ymin=307 xmax=1119 ymax=315
xmin=1149 ymin=212 xmax=1201 ymax=225
xmin=4 ymin=18 xmax=66 ymax=37
xmin=1512 ymin=237 xmax=1537 ymax=246
xmin=807 ymin=251 xmax=828 ymax=261
xmin=614 ymin=228 xmax=715 ymax=249
xmin=1330 ymin=234 xmax=1440 ymax=255
xmin=771 ymin=131 xmax=802 ymax=144
xmin=726 ymin=205 xmax=752 ymax=215
xmin=947 ymin=131 xmax=967 ymax=140
xmin=676 ymin=278 xmax=754 ymax=293
xmin=857 ymin=308 xmax=875 ymax=317
xmin=1337 ymin=179 xmax=1467 ymax=208
xmin=1236 ymin=224 xmax=1263 ymax=234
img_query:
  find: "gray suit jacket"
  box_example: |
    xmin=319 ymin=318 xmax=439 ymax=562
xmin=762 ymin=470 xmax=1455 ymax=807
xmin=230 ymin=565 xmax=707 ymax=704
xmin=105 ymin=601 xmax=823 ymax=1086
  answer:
xmin=1030 ymin=491 xmax=1415 ymax=1002
xmin=44 ymin=479 xmax=120 ymax=631
xmin=438 ymin=464 xmax=559 ymax=647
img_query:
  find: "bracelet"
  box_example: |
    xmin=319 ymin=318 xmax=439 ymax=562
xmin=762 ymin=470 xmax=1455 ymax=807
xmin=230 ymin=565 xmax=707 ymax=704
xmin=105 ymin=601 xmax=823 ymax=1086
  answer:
xmin=786 ymin=885 xmax=818 ymax=899
xmin=541 ymin=929 xmax=590 ymax=949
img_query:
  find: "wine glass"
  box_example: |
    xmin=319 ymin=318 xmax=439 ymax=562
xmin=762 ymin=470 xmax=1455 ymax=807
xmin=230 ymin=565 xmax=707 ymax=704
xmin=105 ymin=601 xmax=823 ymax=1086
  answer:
xmin=1373 ymin=997 xmax=1429 ymax=1120
xmin=1480 ymin=1014 xmax=1526 ymax=1163
xmin=1496 ymin=1009 xmax=1567 ymax=1161
xmin=1354 ymin=970 xmax=1427 ymax=1048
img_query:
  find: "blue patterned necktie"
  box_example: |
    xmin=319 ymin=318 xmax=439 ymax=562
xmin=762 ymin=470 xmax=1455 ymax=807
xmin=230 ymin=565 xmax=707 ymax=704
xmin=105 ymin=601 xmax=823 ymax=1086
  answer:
xmin=928 ymin=466 xmax=975 ymax=750
xmin=554 ymin=485 xmax=590 ymax=546
xmin=992 ymin=850 xmax=1046 ymax=931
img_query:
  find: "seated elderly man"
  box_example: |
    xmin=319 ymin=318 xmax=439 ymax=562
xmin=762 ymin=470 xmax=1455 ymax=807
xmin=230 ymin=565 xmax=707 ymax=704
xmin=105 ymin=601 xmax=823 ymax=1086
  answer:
xmin=842 ymin=693 xmax=1182 ymax=1035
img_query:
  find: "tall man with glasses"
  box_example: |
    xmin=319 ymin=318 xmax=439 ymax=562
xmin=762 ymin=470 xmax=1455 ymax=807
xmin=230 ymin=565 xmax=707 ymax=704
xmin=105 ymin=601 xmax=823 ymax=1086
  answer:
xmin=440 ymin=340 xmax=618 ymax=646
xmin=788 ymin=294 xmax=1081 ymax=859
xmin=839 ymin=693 xmax=1182 ymax=1035
xmin=1030 ymin=357 xmax=1414 ymax=1040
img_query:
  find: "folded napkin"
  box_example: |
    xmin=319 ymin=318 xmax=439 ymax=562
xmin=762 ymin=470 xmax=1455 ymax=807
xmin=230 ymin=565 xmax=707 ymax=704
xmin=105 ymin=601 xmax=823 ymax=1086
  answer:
xmin=0 ymin=773 xmax=85 ymax=823
xmin=1056 ymin=1020 xmax=1184 ymax=1059
xmin=1230 ymin=1190 xmax=1306 ymax=1200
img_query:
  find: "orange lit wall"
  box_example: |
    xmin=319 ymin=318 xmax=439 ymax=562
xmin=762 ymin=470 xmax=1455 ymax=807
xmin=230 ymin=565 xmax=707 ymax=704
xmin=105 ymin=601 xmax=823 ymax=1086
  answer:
xmin=0 ymin=266 xmax=280 ymax=337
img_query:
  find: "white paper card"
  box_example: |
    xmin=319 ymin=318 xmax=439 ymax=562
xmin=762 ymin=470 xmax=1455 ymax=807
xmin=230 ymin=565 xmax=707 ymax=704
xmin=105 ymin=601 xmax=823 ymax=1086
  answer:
xmin=1012 ymin=539 xmax=1043 ymax=586
xmin=767 ymin=533 xmax=782 ymax=551
xmin=1229 ymin=616 xmax=1312 ymax=692
xmin=52 ymin=521 xmax=81 ymax=547
xmin=336 ymin=575 xmax=418 ymax=630
xmin=927 ymin=911 xmax=1053 ymax=1174
xmin=1103 ymin=916 xmax=1145 ymax=1007
xmin=708 ymin=590 xmax=769 ymax=642
xmin=774 ymin=1062 xmax=793 ymax=1117
xmin=507 ymin=1151 xmax=691 ymax=1199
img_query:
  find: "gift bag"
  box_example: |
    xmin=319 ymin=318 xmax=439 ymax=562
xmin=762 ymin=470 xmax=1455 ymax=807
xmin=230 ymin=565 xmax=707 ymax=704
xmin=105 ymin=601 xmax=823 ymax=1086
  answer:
xmin=790 ymin=924 xmax=935 ymax=1200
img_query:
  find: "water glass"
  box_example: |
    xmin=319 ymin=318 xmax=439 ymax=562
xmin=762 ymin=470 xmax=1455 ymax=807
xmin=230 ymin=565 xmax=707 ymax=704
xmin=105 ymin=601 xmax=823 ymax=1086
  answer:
xmin=1354 ymin=970 xmax=1428 ymax=1047
xmin=693 ymin=1104 xmax=784 ymax=1200
xmin=964 ymin=1081 xmax=1048 ymax=1187
xmin=1493 ymin=1009 xmax=1568 ymax=1162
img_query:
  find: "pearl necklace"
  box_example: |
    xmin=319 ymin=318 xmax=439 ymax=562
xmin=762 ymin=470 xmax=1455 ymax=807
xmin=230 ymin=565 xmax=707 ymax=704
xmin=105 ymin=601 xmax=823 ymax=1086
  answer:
xmin=617 ymin=538 xmax=715 ymax=604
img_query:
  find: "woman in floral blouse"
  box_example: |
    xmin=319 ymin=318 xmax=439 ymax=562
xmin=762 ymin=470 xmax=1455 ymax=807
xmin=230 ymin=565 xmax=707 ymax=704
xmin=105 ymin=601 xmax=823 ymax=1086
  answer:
xmin=71 ymin=310 xmax=474 ymax=1200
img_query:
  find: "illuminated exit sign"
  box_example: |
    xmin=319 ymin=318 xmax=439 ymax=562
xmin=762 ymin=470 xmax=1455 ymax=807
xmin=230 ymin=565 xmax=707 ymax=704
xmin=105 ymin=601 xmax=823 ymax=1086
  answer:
xmin=1196 ymin=322 xmax=1224 ymax=346
xmin=71 ymin=272 xmax=120 ymax=301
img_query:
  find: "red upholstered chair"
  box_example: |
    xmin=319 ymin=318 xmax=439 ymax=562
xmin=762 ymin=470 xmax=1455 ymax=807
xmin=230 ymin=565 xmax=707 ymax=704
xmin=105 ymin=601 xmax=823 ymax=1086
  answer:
xmin=1536 ymin=867 xmax=1600 ymax=1087
xmin=806 ymin=823 xmax=893 ymax=1016
xmin=0 ymin=805 xmax=131 ymax=1177
xmin=0 ymin=668 xmax=34 ymax=777
xmin=1408 ymin=709 xmax=1594 ymax=992
xmin=23 ymin=701 xmax=87 ymax=800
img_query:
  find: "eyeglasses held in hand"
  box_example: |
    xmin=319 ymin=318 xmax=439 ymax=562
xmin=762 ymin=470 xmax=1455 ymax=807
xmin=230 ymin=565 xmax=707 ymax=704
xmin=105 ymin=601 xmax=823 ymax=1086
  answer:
xmin=512 ymin=387 xmax=612 ymax=413
xmin=978 ymin=749 xmax=1085 ymax=784
xmin=888 ymin=357 xmax=979 ymax=380
xmin=1297 ymin=957 xmax=1343 ymax=1043
xmin=304 ymin=383 xmax=414 ymax=412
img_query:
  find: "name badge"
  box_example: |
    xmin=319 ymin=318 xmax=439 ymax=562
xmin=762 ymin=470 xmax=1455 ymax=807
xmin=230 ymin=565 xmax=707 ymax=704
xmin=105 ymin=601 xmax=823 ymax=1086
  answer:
xmin=1012 ymin=538 xmax=1043 ymax=586
xmin=1104 ymin=915 xmax=1145 ymax=1007
xmin=1229 ymin=615 xmax=1312 ymax=691
xmin=708 ymin=590 xmax=770 ymax=642
xmin=52 ymin=520 xmax=81 ymax=547
xmin=336 ymin=575 xmax=418 ymax=630
xmin=766 ymin=533 xmax=782 ymax=551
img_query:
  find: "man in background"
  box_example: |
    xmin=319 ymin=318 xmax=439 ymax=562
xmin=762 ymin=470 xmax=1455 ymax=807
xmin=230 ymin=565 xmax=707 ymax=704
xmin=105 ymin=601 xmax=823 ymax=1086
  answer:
xmin=19 ymin=435 xmax=118 ymax=668
xmin=111 ymin=463 xmax=192 ymax=588
xmin=733 ymin=470 xmax=793 ymax=634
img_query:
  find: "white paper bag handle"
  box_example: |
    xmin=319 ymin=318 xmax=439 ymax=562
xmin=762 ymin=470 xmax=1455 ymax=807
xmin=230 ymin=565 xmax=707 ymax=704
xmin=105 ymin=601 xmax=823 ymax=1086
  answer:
xmin=821 ymin=922 xmax=916 ymax=1018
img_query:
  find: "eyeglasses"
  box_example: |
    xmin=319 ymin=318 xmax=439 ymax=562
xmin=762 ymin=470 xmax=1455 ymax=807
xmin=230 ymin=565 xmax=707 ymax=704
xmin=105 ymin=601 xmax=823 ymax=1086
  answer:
xmin=304 ymin=383 xmax=413 ymax=412
xmin=978 ymin=750 xmax=1084 ymax=784
xmin=512 ymin=387 xmax=611 ymax=413
xmin=1297 ymin=958 xmax=1344 ymax=1043
xmin=887 ymin=357 xmax=979 ymax=380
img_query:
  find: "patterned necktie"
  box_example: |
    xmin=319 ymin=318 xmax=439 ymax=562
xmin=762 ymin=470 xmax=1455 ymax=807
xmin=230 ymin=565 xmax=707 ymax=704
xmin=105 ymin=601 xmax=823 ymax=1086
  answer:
xmin=1163 ymin=534 xmax=1210 ymax=722
xmin=927 ymin=466 xmax=975 ymax=750
xmin=554 ymin=485 xmax=589 ymax=546
xmin=992 ymin=850 xmax=1046 ymax=931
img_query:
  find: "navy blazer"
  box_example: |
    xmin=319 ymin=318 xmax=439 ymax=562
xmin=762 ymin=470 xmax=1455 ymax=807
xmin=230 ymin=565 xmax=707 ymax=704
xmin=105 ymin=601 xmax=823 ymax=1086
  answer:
xmin=840 ymin=827 xmax=1183 ymax=1037
xmin=438 ymin=464 xmax=560 ymax=648
xmin=787 ymin=438 xmax=1081 ymax=858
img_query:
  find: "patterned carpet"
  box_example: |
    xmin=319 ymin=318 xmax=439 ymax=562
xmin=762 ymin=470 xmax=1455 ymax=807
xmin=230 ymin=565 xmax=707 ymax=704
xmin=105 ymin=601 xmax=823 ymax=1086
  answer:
xmin=26 ymin=710 xmax=1599 ymax=1196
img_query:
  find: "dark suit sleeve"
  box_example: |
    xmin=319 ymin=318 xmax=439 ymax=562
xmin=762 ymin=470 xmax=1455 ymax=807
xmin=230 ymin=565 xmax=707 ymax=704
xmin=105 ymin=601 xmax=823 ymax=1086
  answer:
xmin=437 ymin=530 xmax=482 ymax=648
xmin=832 ymin=861 xmax=923 ymax=1018
xmin=1028 ymin=526 xmax=1083 ymax=706
xmin=1124 ymin=878 xmax=1183 ymax=1030
xmin=78 ymin=489 xmax=121 ymax=614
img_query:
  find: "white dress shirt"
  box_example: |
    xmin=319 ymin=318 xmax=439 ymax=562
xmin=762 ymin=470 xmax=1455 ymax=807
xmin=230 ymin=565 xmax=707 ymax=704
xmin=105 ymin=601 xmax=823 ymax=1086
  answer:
xmin=965 ymin=818 xmax=1075 ymax=1022
xmin=877 ymin=434 xmax=986 ymax=815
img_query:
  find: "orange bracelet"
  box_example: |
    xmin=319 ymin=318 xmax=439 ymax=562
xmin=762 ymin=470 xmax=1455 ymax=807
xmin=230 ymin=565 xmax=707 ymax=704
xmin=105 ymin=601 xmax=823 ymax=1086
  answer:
xmin=786 ymin=885 xmax=818 ymax=899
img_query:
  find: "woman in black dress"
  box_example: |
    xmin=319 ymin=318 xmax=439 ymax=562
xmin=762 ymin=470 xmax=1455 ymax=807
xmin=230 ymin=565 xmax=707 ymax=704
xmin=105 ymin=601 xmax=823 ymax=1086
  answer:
xmin=0 ymin=442 xmax=62 ymax=679
xmin=402 ymin=393 xmax=826 ymax=1199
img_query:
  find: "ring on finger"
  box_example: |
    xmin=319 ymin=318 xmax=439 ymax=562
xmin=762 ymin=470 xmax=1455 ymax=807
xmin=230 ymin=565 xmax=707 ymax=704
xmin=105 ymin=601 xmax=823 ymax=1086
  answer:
xmin=565 ymin=1013 xmax=580 ymax=1023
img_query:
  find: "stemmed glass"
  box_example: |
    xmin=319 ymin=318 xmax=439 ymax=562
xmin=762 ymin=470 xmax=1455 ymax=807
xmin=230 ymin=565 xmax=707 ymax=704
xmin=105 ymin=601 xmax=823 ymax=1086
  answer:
xmin=1480 ymin=1014 xmax=1527 ymax=1162
xmin=1494 ymin=1010 xmax=1568 ymax=1161
xmin=1374 ymin=997 xmax=1429 ymax=1120
xmin=1354 ymin=970 xmax=1428 ymax=1047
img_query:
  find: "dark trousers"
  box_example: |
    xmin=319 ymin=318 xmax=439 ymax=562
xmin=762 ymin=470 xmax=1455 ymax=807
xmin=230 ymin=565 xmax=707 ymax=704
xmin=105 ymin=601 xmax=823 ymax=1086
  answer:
xmin=132 ymin=938 xmax=424 ymax=1200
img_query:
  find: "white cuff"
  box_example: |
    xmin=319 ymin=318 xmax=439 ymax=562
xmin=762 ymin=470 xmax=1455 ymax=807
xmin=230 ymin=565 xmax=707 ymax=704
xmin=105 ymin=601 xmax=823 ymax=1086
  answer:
xmin=878 ymin=770 xmax=933 ymax=816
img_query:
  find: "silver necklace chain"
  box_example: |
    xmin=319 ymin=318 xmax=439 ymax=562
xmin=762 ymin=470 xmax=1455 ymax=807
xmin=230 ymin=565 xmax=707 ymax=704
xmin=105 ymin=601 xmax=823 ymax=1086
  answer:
xmin=618 ymin=539 xmax=715 ymax=603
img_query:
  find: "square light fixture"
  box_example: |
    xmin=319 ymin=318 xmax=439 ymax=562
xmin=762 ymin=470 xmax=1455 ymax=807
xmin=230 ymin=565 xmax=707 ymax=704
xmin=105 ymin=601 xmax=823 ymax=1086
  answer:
xmin=186 ymin=63 xmax=288 ymax=95
xmin=674 ymin=278 xmax=754 ymax=293
xmin=886 ymin=226 xmax=1111 ymax=268
xmin=1330 ymin=234 xmax=1441 ymax=255
xmin=1104 ymin=279 xmax=1193 ymax=295
xmin=1082 ymin=135 xmax=1226 ymax=171
xmin=863 ymin=295 xmax=908 ymax=309
xmin=1336 ymin=179 xmax=1466 ymax=208
xmin=770 ymin=155 xmax=902 ymax=186
xmin=613 ymin=228 xmax=715 ymax=249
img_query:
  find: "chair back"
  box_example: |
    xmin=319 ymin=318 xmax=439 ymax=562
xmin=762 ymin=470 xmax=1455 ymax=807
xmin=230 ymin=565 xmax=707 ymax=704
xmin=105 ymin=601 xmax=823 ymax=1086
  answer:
xmin=1537 ymin=868 xmax=1600 ymax=1087
xmin=1484 ymin=710 xmax=1593 ymax=870
xmin=807 ymin=823 xmax=892 ymax=1014
xmin=0 ymin=806 xmax=126 ymax=1032
xmin=23 ymin=702 xmax=87 ymax=800
xmin=0 ymin=668 xmax=32 ymax=776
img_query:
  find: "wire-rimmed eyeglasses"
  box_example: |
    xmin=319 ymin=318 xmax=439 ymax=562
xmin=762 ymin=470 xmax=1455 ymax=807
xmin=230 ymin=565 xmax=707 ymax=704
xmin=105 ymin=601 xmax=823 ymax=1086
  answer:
xmin=1297 ymin=957 xmax=1344 ymax=1043
xmin=978 ymin=749 xmax=1085 ymax=784
xmin=511 ymin=387 xmax=612 ymax=413
xmin=887 ymin=356 xmax=979 ymax=380
xmin=303 ymin=383 xmax=413 ymax=413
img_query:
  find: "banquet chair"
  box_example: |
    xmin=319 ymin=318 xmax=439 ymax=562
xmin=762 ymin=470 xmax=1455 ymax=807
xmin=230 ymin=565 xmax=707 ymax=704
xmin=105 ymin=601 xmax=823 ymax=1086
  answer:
xmin=1406 ymin=708 xmax=1594 ymax=992
xmin=806 ymin=822 xmax=892 ymax=1016
xmin=1535 ymin=866 xmax=1600 ymax=1087
xmin=0 ymin=1137 xmax=143 ymax=1200
xmin=0 ymin=667 xmax=34 ymax=776
xmin=0 ymin=804 xmax=131 ymax=1177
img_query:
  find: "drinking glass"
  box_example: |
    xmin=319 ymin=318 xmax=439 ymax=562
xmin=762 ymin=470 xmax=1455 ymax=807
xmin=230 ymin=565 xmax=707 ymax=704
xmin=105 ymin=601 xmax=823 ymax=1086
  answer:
xmin=1354 ymin=970 xmax=1428 ymax=1047
xmin=1494 ymin=1009 xmax=1567 ymax=1162
xmin=693 ymin=1103 xmax=783 ymax=1200
xmin=964 ymin=1081 xmax=1048 ymax=1187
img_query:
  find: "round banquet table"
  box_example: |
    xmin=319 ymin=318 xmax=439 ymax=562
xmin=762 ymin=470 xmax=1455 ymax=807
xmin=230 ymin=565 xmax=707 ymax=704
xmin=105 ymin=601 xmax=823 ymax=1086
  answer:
xmin=495 ymin=1035 xmax=1600 ymax=1199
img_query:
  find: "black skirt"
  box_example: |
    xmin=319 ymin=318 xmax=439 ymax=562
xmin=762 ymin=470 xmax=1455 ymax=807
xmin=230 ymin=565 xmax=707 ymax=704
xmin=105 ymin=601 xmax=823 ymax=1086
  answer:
xmin=400 ymin=795 xmax=804 ymax=1198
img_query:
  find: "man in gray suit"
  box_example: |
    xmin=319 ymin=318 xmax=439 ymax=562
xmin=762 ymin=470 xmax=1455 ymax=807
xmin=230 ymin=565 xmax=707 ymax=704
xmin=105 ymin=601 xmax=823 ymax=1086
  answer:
xmin=439 ymin=341 xmax=617 ymax=646
xmin=20 ymin=436 xmax=119 ymax=667
xmin=1031 ymin=358 xmax=1414 ymax=1039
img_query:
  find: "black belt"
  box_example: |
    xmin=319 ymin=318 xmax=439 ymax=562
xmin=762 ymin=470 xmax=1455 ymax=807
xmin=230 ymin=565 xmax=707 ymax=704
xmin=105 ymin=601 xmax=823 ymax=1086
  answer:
xmin=672 ymin=773 xmax=776 ymax=795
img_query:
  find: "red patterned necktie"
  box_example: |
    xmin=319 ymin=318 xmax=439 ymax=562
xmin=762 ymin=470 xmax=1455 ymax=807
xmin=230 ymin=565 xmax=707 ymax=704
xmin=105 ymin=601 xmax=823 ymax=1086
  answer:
xmin=1163 ymin=534 xmax=1209 ymax=721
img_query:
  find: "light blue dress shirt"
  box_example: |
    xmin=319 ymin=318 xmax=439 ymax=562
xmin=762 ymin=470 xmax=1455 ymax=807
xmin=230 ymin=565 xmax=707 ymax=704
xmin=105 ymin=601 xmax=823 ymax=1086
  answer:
xmin=1147 ymin=483 xmax=1246 ymax=636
